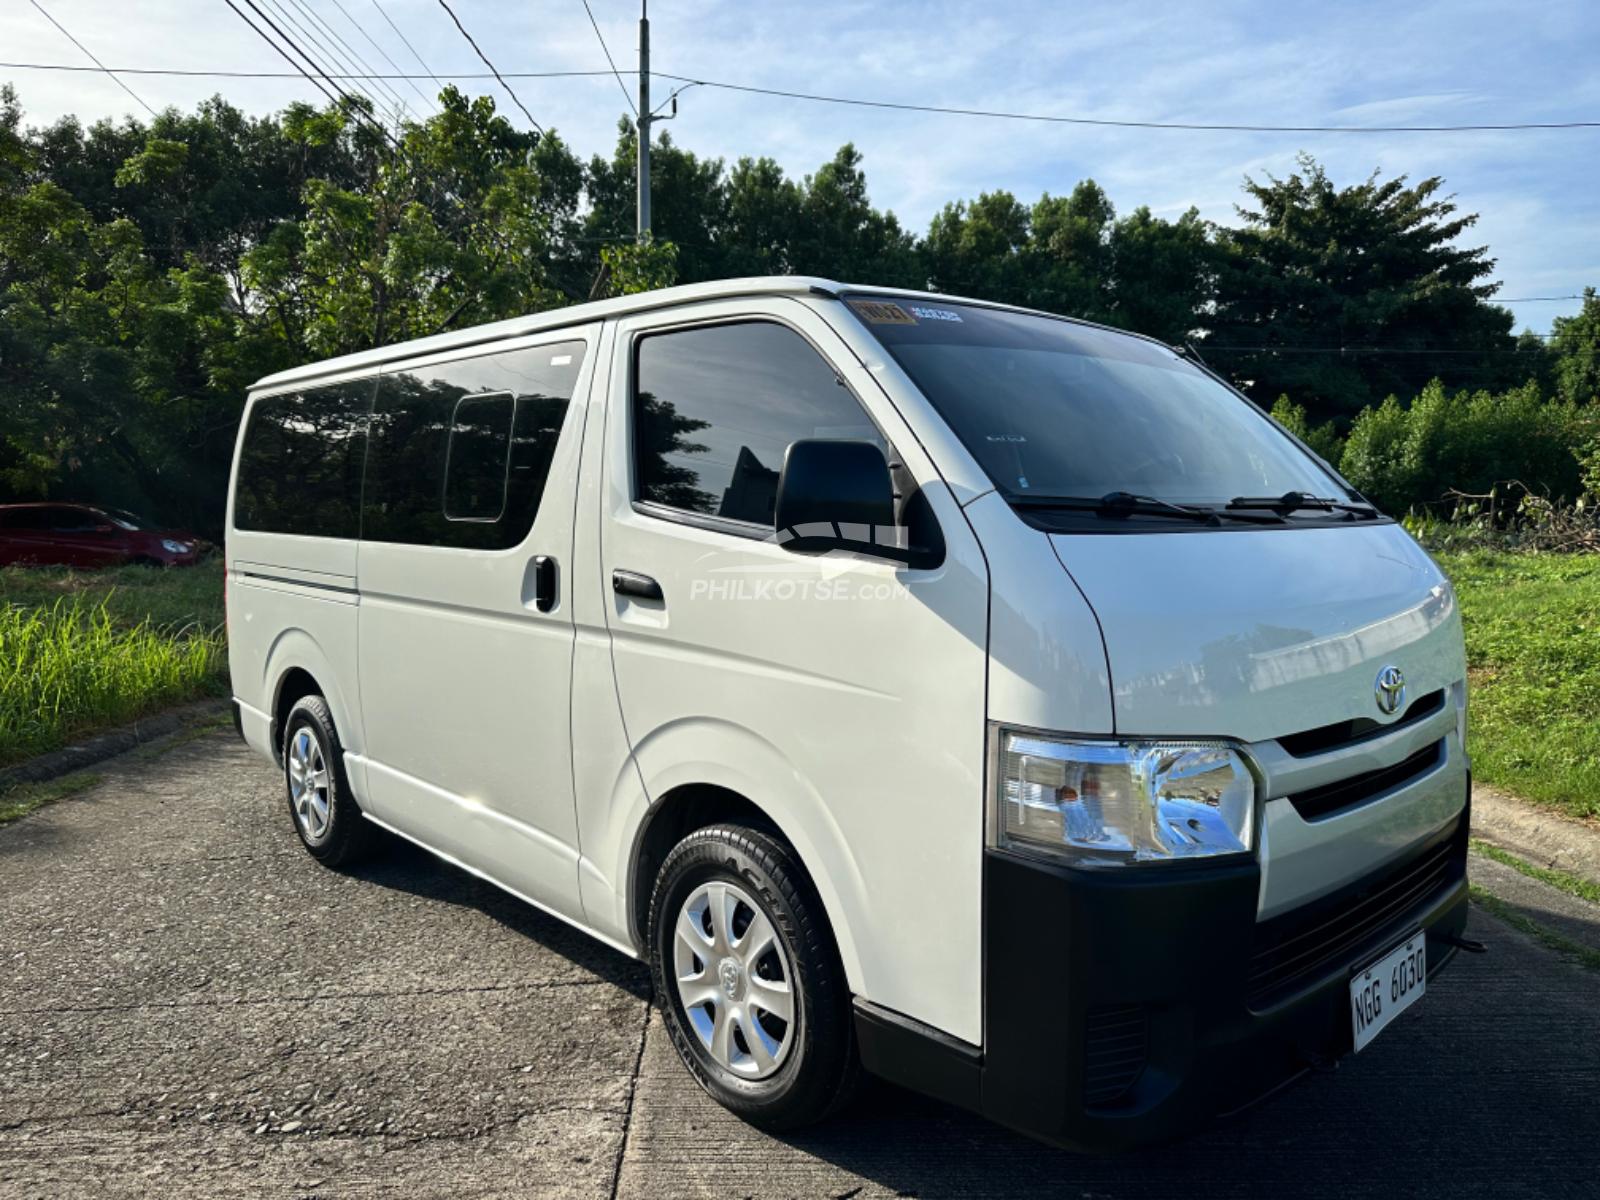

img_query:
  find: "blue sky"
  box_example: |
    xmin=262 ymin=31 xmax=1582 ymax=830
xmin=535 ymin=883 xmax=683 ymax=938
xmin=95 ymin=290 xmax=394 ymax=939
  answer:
xmin=10 ymin=0 xmax=1597 ymax=332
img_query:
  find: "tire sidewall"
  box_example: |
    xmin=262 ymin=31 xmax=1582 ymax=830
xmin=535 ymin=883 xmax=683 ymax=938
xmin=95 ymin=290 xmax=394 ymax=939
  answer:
xmin=650 ymin=832 xmax=823 ymax=1117
xmin=282 ymin=697 xmax=346 ymax=858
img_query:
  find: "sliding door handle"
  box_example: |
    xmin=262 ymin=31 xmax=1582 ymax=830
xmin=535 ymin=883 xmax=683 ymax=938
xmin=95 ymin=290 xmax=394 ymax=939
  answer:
xmin=532 ymin=555 xmax=558 ymax=613
xmin=612 ymin=569 xmax=663 ymax=602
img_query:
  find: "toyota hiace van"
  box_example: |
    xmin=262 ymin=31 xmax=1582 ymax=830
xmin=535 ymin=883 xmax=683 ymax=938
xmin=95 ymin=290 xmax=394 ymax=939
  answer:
xmin=226 ymin=278 xmax=1471 ymax=1150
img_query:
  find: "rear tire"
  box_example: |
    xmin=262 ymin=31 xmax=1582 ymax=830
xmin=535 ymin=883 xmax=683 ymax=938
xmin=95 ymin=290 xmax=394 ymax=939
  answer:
xmin=648 ymin=824 xmax=859 ymax=1131
xmin=281 ymin=694 xmax=379 ymax=867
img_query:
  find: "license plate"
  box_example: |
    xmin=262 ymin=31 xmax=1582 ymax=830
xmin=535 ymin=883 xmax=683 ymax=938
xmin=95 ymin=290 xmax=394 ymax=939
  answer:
xmin=1349 ymin=931 xmax=1427 ymax=1052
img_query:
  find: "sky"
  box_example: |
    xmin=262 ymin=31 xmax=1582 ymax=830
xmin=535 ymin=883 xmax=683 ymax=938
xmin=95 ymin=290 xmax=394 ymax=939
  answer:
xmin=7 ymin=0 xmax=1597 ymax=334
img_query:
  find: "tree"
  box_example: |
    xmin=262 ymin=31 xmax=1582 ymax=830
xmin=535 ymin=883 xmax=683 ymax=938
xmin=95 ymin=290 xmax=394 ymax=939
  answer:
xmin=244 ymin=88 xmax=584 ymax=357
xmin=1206 ymin=154 xmax=1518 ymax=426
xmin=1550 ymin=287 xmax=1600 ymax=404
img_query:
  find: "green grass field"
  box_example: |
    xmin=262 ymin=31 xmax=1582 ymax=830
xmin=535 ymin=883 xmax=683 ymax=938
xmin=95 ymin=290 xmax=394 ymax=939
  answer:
xmin=1435 ymin=551 xmax=1600 ymax=822
xmin=0 ymin=559 xmax=226 ymax=767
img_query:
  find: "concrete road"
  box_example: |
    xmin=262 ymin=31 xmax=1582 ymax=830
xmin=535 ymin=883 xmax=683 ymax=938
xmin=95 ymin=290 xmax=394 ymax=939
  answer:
xmin=3 ymin=731 xmax=1598 ymax=1198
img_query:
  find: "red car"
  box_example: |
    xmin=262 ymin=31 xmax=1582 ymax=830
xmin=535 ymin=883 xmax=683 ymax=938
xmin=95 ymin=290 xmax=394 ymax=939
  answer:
xmin=0 ymin=503 xmax=202 ymax=568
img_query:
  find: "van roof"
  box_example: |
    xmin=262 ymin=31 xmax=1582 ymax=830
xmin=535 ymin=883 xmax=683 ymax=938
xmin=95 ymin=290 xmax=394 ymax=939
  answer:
xmin=250 ymin=275 xmax=1170 ymax=392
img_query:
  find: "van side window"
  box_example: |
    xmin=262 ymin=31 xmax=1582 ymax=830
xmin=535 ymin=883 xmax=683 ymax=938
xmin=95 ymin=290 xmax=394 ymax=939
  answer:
xmin=443 ymin=393 xmax=515 ymax=521
xmin=234 ymin=379 xmax=374 ymax=538
xmin=364 ymin=341 xmax=584 ymax=549
xmin=633 ymin=321 xmax=881 ymax=528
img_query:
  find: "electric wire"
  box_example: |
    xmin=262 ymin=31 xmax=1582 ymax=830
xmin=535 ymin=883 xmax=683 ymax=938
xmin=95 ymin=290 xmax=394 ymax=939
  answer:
xmin=282 ymin=0 xmax=414 ymax=120
xmin=368 ymin=0 xmax=445 ymax=95
xmin=432 ymin=0 xmax=543 ymax=132
xmin=263 ymin=0 xmax=404 ymax=126
xmin=4 ymin=57 xmax=1595 ymax=134
xmin=578 ymin=0 xmax=637 ymax=117
xmin=328 ymin=0 xmax=438 ymax=115
xmin=24 ymin=1 xmax=158 ymax=118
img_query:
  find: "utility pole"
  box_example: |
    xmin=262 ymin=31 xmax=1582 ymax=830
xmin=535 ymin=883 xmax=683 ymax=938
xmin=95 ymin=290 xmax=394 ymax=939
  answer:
xmin=636 ymin=1 xmax=650 ymax=242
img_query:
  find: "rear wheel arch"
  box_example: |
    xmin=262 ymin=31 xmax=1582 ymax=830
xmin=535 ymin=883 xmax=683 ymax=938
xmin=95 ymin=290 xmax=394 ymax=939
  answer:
xmin=271 ymin=666 xmax=323 ymax=764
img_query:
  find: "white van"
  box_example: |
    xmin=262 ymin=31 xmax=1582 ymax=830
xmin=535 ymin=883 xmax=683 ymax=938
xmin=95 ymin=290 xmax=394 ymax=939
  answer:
xmin=226 ymin=278 xmax=1472 ymax=1150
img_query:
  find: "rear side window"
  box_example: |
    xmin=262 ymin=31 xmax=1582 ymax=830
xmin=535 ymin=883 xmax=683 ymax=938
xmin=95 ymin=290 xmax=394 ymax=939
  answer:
xmin=364 ymin=341 xmax=584 ymax=549
xmin=443 ymin=393 xmax=515 ymax=521
xmin=633 ymin=321 xmax=880 ymax=527
xmin=234 ymin=379 xmax=374 ymax=537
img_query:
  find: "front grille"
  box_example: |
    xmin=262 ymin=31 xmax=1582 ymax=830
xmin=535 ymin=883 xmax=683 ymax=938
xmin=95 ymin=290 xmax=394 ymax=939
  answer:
xmin=1277 ymin=688 xmax=1446 ymax=758
xmin=1248 ymin=818 xmax=1464 ymax=1009
xmin=1082 ymin=1004 xmax=1147 ymax=1108
xmin=1287 ymin=739 xmax=1444 ymax=821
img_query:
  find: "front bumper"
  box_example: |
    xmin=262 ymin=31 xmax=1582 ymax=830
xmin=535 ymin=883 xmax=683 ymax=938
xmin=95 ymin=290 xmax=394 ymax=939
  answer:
xmin=856 ymin=797 xmax=1470 ymax=1152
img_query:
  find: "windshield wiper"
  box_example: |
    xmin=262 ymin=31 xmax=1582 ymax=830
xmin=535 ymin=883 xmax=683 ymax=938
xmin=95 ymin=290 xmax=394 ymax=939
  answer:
xmin=1227 ymin=491 xmax=1379 ymax=517
xmin=1008 ymin=492 xmax=1282 ymax=525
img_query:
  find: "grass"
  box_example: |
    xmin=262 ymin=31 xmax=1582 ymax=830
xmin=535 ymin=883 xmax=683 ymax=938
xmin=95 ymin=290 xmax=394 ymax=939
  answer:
xmin=0 ymin=559 xmax=226 ymax=767
xmin=1470 ymin=838 xmax=1600 ymax=905
xmin=1435 ymin=550 xmax=1600 ymax=822
xmin=1469 ymin=885 xmax=1600 ymax=971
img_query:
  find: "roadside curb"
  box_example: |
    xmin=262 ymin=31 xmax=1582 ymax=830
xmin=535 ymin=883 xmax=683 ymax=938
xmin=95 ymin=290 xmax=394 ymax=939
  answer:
xmin=0 ymin=698 xmax=231 ymax=791
xmin=1472 ymin=783 xmax=1600 ymax=891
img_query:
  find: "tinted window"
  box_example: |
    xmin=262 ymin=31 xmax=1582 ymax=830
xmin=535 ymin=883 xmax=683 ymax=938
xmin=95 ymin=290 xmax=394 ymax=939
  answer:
xmin=364 ymin=342 xmax=584 ymax=549
xmin=851 ymin=297 xmax=1341 ymax=508
xmin=235 ymin=379 xmax=374 ymax=537
xmin=633 ymin=322 xmax=879 ymax=527
xmin=443 ymin=394 xmax=515 ymax=521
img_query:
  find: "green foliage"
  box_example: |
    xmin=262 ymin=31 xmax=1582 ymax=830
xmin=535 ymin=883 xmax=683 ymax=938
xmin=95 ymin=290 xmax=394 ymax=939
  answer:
xmin=1208 ymin=154 xmax=1522 ymax=426
xmin=1550 ymin=287 xmax=1600 ymax=405
xmin=599 ymin=235 xmax=679 ymax=296
xmin=1436 ymin=550 xmax=1600 ymax=820
xmin=1339 ymin=381 xmax=1588 ymax=513
xmin=0 ymin=587 xmax=224 ymax=766
xmin=1268 ymin=395 xmax=1345 ymax=465
xmin=2 ymin=80 xmax=1594 ymax=538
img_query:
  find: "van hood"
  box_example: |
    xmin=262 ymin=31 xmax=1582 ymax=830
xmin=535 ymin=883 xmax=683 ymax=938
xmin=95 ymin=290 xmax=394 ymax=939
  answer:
xmin=1049 ymin=523 xmax=1462 ymax=744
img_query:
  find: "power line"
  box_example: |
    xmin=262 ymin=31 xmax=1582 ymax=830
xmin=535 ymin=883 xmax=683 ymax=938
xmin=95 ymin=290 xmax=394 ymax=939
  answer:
xmin=368 ymin=0 xmax=444 ymax=96
xmin=24 ymin=2 xmax=157 ymax=118
xmin=578 ymin=0 xmax=637 ymax=117
xmin=432 ymin=0 xmax=543 ymax=133
xmin=328 ymin=0 xmax=438 ymax=115
xmin=224 ymin=0 xmax=396 ymax=146
xmin=646 ymin=72 xmax=1600 ymax=133
xmin=282 ymin=0 xmax=413 ymax=121
xmin=262 ymin=0 xmax=403 ymax=126
xmin=0 ymin=60 xmax=618 ymax=80
xmin=1499 ymin=295 xmax=1586 ymax=302
xmin=5 ymin=56 xmax=1599 ymax=134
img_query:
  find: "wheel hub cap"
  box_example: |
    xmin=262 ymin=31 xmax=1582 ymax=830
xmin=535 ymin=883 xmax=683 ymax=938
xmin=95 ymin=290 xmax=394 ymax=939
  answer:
xmin=672 ymin=880 xmax=795 ymax=1079
xmin=287 ymin=727 xmax=331 ymax=842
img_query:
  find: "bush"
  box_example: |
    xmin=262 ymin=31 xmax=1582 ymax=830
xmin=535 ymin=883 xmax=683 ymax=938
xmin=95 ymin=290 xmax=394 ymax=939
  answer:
xmin=1339 ymin=380 xmax=1589 ymax=515
xmin=1268 ymin=395 xmax=1346 ymax=466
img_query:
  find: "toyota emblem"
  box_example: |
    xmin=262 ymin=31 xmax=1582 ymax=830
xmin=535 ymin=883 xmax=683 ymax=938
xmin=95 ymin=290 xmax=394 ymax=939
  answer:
xmin=1375 ymin=665 xmax=1406 ymax=716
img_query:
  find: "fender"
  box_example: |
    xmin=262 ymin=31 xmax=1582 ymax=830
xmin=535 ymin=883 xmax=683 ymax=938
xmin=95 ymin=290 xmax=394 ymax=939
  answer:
xmin=602 ymin=715 xmax=869 ymax=996
xmin=262 ymin=625 xmax=365 ymax=758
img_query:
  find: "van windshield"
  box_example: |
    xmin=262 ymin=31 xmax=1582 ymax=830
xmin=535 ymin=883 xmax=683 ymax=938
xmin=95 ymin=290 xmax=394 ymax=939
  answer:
xmin=848 ymin=297 xmax=1356 ymax=520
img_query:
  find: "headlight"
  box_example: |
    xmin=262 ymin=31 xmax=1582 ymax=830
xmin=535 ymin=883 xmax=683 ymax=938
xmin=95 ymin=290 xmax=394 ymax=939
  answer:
xmin=161 ymin=539 xmax=190 ymax=554
xmin=991 ymin=727 xmax=1257 ymax=867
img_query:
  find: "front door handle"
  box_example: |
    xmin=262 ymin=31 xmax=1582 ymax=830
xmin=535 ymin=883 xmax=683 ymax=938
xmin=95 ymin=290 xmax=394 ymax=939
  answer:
xmin=612 ymin=569 xmax=664 ymax=602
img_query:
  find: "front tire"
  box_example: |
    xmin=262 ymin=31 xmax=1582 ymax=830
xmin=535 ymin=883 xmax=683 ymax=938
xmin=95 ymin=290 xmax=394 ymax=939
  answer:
xmin=281 ymin=694 xmax=378 ymax=867
xmin=648 ymin=824 xmax=858 ymax=1130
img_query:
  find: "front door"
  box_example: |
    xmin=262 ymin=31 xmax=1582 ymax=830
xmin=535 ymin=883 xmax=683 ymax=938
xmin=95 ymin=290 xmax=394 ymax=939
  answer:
xmin=597 ymin=299 xmax=991 ymax=1044
xmin=355 ymin=328 xmax=598 ymax=917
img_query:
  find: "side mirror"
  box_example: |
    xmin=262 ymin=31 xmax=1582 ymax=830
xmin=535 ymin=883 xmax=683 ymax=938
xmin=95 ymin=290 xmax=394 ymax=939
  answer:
xmin=775 ymin=439 xmax=903 ymax=559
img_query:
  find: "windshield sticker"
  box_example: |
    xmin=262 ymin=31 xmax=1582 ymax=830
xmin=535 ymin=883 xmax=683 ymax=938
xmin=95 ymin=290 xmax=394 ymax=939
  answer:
xmin=848 ymin=300 xmax=917 ymax=325
xmin=907 ymin=305 xmax=963 ymax=323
